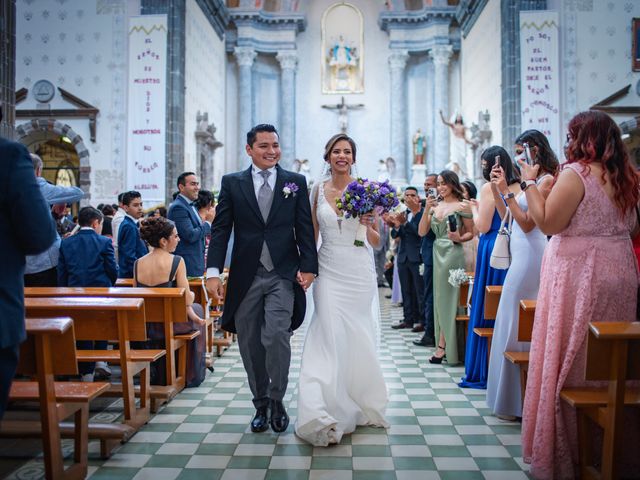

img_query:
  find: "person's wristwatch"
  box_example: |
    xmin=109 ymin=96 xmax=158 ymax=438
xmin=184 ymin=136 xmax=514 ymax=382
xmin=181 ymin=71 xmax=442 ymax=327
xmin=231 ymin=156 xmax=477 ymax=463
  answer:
xmin=520 ymin=179 xmax=536 ymax=191
xmin=501 ymin=192 xmax=515 ymax=200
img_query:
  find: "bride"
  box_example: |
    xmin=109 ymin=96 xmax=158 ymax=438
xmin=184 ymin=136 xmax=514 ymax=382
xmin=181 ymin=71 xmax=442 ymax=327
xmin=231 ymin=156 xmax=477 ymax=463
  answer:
xmin=295 ymin=133 xmax=389 ymax=446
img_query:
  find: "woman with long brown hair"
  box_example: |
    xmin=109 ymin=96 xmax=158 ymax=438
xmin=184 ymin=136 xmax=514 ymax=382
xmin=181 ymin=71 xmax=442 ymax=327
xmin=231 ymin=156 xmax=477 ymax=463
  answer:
xmin=520 ymin=111 xmax=640 ymax=478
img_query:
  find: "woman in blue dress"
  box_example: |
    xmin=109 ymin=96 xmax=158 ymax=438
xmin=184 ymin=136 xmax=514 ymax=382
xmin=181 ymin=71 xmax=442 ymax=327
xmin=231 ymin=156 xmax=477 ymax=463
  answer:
xmin=459 ymin=147 xmax=520 ymax=388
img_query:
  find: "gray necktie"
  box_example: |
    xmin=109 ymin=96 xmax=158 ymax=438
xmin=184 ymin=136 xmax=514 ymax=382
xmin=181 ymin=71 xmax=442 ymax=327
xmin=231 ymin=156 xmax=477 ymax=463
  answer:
xmin=257 ymin=170 xmax=274 ymax=271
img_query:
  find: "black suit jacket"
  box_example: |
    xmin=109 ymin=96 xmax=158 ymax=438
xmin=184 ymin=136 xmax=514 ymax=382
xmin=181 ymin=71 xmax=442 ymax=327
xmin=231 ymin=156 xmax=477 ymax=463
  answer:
xmin=391 ymin=208 xmax=423 ymax=264
xmin=58 ymin=229 xmax=118 ymax=287
xmin=168 ymin=195 xmax=211 ymax=277
xmin=206 ymin=165 xmax=318 ymax=333
xmin=0 ymin=137 xmax=56 ymax=348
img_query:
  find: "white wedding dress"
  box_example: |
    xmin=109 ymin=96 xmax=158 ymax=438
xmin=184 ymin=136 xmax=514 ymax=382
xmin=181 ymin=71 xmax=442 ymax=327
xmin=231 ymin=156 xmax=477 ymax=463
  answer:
xmin=295 ymin=183 xmax=389 ymax=446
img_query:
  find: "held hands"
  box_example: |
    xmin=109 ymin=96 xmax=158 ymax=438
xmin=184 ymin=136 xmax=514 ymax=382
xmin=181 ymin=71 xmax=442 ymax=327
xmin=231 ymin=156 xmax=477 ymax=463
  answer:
xmin=297 ymin=271 xmax=316 ymax=292
xmin=517 ymin=159 xmax=540 ymax=181
xmin=206 ymin=277 xmax=225 ymax=303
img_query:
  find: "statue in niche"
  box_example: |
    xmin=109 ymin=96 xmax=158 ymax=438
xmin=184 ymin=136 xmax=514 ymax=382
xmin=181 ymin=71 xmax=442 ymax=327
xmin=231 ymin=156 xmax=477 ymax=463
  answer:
xmin=412 ymin=129 xmax=426 ymax=165
xmin=293 ymin=158 xmax=312 ymax=185
xmin=327 ymin=35 xmax=359 ymax=92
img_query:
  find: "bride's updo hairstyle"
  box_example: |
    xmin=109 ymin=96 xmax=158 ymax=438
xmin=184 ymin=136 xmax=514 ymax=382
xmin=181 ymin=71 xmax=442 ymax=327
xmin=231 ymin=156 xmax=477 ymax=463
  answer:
xmin=438 ymin=169 xmax=466 ymax=201
xmin=323 ymin=133 xmax=357 ymax=163
xmin=140 ymin=216 xmax=175 ymax=248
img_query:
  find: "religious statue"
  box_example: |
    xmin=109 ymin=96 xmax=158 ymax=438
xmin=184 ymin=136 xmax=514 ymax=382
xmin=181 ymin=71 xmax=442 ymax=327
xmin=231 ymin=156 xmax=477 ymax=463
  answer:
xmin=327 ymin=35 xmax=359 ymax=92
xmin=412 ymin=129 xmax=426 ymax=165
xmin=377 ymin=159 xmax=389 ymax=182
xmin=440 ymin=110 xmax=475 ymax=179
xmin=321 ymin=96 xmax=364 ymax=134
xmin=293 ymin=158 xmax=312 ymax=185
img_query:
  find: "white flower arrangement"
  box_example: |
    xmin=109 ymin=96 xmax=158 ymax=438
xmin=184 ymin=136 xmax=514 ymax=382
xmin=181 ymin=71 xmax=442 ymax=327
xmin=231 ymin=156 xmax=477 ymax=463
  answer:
xmin=448 ymin=268 xmax=471 ymax=287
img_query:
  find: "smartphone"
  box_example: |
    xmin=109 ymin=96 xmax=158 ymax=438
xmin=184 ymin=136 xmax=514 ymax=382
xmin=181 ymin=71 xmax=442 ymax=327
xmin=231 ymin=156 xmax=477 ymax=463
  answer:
xmin=523 ymin=142 xmax=533 ymax=165
xmin=494 ymin=155 xmax=500 ymax=167
xmin=428 ymin=188 xmax=438 ymax=198
xmin=447 ymin=214 xmax=457 ymax=232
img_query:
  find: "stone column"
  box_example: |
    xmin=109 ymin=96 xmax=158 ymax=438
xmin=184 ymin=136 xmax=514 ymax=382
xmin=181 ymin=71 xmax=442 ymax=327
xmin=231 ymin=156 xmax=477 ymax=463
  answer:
xmin=234 ymin=46 xmax=257 ymax=167
xmin=388 ymin=50 xmax=409 ymax=185
xmin=431 ymin=45 xmax=452 ymax=172
xmin=276 ymin=50 xmax=298 ymax=169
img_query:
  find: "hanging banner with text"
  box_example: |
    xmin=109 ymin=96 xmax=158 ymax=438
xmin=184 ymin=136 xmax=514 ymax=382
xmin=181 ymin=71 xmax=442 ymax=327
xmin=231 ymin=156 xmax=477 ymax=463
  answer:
xmin=520 ymin=11 xmax=561 ymax=157
xmin=126 ymin=15 xmax=167 ymax=207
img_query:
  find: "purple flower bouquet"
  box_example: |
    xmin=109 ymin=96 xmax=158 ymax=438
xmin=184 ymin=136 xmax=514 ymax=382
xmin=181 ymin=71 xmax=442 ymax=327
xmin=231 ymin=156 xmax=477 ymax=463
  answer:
xmin=336 ymin=178 xmax=399 ymax=246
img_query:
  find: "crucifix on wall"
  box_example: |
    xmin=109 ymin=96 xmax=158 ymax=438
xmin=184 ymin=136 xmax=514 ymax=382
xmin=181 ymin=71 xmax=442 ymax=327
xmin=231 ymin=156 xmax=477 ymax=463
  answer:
xmin=321 ymin=96 xmax=364 ymax=133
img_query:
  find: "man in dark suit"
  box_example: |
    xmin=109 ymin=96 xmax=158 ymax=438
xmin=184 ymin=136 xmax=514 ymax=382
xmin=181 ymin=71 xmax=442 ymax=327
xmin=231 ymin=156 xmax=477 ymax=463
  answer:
xmin=0 ymin=103 xmax=57 ymax=419
xmin=117 ymin=190 xmax=147 ymax=278
xmin=168 ymin=172 xmax=214 ymax=277
xmin=414 ymin=174 xmax=438 ymax=347
xmin=58 ymin=206 xmax=118 ymax=379
xmin=391 ymin=186 xmax=425 ymax=331
xmin=206 ymin=124 xmax=318 ymax=434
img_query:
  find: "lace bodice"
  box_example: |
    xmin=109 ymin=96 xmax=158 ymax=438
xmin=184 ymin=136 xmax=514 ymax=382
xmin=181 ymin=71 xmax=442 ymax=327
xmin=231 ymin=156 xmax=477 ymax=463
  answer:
xmin=560 ymin=163 xmax=635 ymax=238
xmin=316 ymin=182 xmax=363 ymax=247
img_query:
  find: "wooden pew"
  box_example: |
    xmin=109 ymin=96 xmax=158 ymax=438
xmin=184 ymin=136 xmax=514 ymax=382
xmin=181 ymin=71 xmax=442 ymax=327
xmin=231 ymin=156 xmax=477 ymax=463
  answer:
xmin=473 ymin=285 xmax=502 ymax=361
xmin=24 ymin=297 xmax=162 ymax=430
xmin=503 ymin=299 xmax=536 ymax=405
xmin=2 ymin=317 xmax=110 ymax=479
xmin=560 ymin=322 xmax=640 ymax=480
xmin=455 ymin=272 xmax=474 ymax=345
xmin=25 ymin=287 xmax=195 ymax=412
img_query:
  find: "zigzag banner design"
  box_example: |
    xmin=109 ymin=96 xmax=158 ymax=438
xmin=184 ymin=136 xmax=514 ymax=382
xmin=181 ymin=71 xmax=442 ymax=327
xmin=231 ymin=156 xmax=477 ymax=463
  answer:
xmin=128 ymin=24 xmax=168 ymax=36
xmin=520 ymin=20 xmax=559 ymax=31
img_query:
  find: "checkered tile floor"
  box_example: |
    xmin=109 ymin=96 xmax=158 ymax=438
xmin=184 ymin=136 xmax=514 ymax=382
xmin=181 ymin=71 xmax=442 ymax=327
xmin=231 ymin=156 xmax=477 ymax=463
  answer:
xmin=3 ymin=289 xmax=528 ymax=480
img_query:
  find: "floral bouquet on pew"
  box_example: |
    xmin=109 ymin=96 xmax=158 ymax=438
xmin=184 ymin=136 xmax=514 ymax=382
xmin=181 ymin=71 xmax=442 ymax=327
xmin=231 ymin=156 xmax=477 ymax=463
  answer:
xmin=336 ymin=178 xmax=399 ymax=247
xmin=448 ymin=268 xmax=472 ymax=287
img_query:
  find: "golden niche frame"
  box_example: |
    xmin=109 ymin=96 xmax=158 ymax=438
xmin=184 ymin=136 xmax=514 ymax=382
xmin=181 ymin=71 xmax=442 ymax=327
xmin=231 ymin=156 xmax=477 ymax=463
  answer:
xmin=321 ymin=2 xmax=364 ymax=94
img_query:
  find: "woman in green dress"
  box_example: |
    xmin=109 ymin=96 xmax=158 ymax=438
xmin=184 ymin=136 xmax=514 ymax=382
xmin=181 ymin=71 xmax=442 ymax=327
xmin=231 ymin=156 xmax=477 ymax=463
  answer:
xmin=419 ymin=170 xmax=474 ymax=365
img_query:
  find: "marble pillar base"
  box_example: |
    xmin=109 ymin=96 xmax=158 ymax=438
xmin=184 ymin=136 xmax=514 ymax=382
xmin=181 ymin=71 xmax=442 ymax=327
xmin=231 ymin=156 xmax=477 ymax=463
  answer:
xmin=409 ymin=164 xmax=426 ymax=189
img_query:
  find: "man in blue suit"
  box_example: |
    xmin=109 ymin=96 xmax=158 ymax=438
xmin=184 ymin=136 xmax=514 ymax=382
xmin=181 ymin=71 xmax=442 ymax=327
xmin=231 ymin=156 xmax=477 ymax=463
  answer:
xmin=390 ymin=186 xmax=425 ymax=330
xmin=168 ymin=172 xmax=214 ymax=277
xmin=58 ymin=206 xmax=118 ymax=379
xmin=117 ymin=190 xmax=147 ymax=278
xmin=0 ymin=103 xmax=57 ymax=419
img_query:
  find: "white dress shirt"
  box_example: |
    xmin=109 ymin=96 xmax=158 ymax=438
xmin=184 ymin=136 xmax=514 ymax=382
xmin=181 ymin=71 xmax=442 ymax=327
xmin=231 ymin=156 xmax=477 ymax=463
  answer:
xmin=206 ymin=163 xmax=277 ymax=279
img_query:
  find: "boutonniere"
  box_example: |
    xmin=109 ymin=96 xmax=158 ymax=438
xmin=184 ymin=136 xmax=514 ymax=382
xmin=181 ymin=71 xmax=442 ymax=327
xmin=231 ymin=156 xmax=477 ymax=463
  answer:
xmin=283 ymin=182 xmax=299 ymax=198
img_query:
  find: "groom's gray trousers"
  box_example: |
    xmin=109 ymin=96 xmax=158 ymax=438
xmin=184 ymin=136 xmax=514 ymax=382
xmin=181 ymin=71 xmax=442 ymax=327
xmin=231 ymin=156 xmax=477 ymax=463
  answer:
xmin=234 ymin=265 xmax=294 ymax=409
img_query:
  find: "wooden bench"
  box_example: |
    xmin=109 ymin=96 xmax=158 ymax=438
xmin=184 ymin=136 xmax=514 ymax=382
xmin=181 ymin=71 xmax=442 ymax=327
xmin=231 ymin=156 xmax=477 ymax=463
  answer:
xmin=25 ymin=287 xmax=195 ymax=411
xmin=24 ymin=297 xmax=162 ymax=430
xmin=503 ymin=299 xmax=536 ymax=405
xmin=472 ymin=285 xmax=501 ymax=361
xmin=455 ymin=273 xmax=474 ymax=345
xmin=560 ymin=322 xmax=640 ymax=480
xmin=1 ymin=317 xmax=110 ymax=478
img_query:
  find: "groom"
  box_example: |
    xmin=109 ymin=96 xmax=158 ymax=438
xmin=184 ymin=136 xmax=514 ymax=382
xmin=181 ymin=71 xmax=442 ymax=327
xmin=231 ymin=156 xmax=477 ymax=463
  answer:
xmin=206 ymin=124 xmax=318 ymax=433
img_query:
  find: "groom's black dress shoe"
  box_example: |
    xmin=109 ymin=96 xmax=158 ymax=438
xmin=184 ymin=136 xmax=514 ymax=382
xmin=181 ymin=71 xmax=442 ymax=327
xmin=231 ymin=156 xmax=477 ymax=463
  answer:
xmin=251 ymin=406 xmax=270 ymax=433
xmin=270 ymin=400 xmax=289 ymax=433
xmin=413 ymin=334 xmax=435 ymax=347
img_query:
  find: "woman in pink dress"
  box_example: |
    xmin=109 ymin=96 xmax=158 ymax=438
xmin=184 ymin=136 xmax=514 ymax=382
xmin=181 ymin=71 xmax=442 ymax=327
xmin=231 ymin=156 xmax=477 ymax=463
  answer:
xmin=519 ymin=111 xmax=640 ymax=479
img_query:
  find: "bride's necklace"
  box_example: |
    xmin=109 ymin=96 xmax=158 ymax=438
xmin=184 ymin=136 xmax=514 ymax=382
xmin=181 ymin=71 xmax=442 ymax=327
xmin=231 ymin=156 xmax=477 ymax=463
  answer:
xmin=327 ymin=180 xmax=349 ymax=234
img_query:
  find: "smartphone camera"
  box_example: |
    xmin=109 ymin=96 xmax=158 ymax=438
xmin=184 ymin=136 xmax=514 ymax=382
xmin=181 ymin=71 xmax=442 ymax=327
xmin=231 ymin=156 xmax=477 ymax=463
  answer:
xmin=447 ymin=214 xmax=457 ymax=232
xmin=428 ymin=188 xmax=438 ymax=198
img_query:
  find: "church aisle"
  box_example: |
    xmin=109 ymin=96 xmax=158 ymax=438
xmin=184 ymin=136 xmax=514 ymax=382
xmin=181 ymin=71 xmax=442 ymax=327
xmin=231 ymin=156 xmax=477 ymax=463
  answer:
xmin=11 ymin=290 xmax=528 ymax=480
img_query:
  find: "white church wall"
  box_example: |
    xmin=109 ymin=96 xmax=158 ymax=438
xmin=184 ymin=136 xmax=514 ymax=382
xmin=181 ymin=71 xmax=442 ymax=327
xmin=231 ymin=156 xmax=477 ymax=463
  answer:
xmin=294 ymin=0 xmax=392 ymax=181
xmin=184 ymin=0 xmax=226 ymax=191
xmin=225 ymin=55 xmax=240 ymax=173
xmin=15 ymin=0 xmax=131 ymax=207
xmin=548 ymin=0 xmax=640 ymax=128
xmin=459 ymin=0 xmax=502 ymax=148
xmin=253 ymin=55 xmax=281 ymax=129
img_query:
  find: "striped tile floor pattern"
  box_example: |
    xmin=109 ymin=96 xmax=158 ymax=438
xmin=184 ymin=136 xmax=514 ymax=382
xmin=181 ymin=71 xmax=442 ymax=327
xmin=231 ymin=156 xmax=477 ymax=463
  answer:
xmin=3 ymin=289 xmax=528 ymax=480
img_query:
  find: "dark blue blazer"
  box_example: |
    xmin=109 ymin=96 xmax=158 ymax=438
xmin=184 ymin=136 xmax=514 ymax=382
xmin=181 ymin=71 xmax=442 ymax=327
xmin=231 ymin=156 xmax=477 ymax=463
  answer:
xmin=206 ymin=165 xmax=318 ymax=334
xmin=58 ymin=229 xmax=118 ymax=287
xmin=117 ymin=216 xmax=147 ymax=278
xmin=391 ymin=208 xmax=423 ymax=264
xmin=421 ymin=225 xmax=437 ymax=267
xmin=168 ymin=195 xmax=210 ymax=277
xmin=0 ymin=137 xmax=56 ymax=348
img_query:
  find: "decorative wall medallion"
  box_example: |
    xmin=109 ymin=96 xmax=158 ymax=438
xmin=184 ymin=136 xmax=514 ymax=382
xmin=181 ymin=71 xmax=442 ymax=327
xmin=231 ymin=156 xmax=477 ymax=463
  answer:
xmin=33 ymin=79 xmax=56 ymax=103
xmin=41 ymin=34 xmax=50 ymax=43
xmin=24 ymin=11 xmax=32 ymax=20
xmin=59 ymin=32 xmax=66 ymax=42
xmin=58 ymin=10 xmax=68 ymax=20
xmin=42 ymin=10 xmax=50 ymax=19
xmin=57 ymin=56 xmax=66 ymax=65
xmin=24 ymin=33 xmax=32 ymax=42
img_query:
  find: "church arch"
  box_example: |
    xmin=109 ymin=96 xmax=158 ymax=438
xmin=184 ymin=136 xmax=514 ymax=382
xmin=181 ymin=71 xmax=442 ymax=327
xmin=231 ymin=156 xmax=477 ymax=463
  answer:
xmin=15 ymin=119 xmax=91 ymax=205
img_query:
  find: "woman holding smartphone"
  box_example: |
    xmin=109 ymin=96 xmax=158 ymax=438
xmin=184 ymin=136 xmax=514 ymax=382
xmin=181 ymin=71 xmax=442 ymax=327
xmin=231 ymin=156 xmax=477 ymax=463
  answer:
xmin=485 ymin=130 xmax=558 ymax=420
xmin=459 ymin=146 xmax=520 ymax=389
xmin=418 ymin=170 xmax=474 ymax=365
